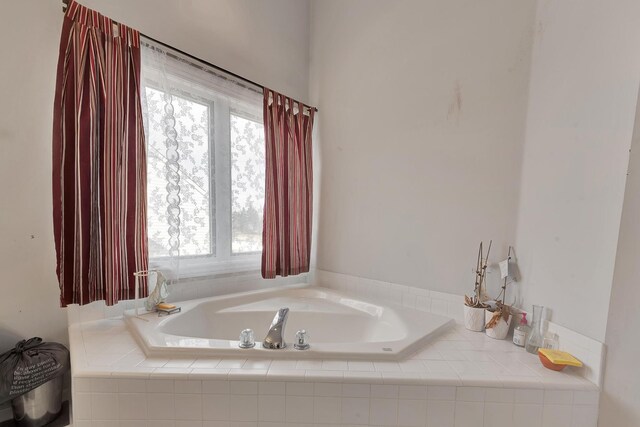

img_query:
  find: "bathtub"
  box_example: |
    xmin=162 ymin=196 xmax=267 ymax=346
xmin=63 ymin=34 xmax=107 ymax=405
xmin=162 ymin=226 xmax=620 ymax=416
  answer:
xmin=125 ymin=284 xmax=454 ymax=360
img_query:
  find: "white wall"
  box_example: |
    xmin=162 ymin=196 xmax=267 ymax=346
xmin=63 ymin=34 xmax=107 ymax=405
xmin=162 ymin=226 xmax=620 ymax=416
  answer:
xmin=0 ymin=0 xmax=66 ymax=350
xmin=309 ymin=0 xmax=537 ymax=298
xmin=0 ymin=0 xmax=310 ymax=351
xmin=514 ymin=0 xmax=640 ymax=342
xmin=600 ymin=88 xmax=640 ymax=426
xmin=78 ymin=0 xmax=310 ymax=101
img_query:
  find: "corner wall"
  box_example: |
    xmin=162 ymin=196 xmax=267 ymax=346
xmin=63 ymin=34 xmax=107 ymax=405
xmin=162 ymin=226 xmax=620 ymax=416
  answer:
xmin=513 ymin=0 xmax=640 ymax=342
xmin=599 ymin=87 xmax=640 ymax=426
xmin=0 ymin=0 xmax=311 ymax=351
xmin=309 ymin=0 xmax=537 ymax=299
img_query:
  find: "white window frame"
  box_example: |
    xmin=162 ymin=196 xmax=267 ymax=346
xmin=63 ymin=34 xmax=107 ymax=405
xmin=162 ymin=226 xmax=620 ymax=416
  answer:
xmin=145 ymin=75 xmax=263 ymax=278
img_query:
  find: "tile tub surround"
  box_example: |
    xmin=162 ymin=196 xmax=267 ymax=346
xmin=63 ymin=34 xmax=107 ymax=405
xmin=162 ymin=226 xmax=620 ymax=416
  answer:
xmin=69 ymin=318 xmax=598 ymax=426
xmin=66 ymin=272 xmax=306 ymax=326
xmin=72 ymin=378 xmax=599 ymax=427
xmin=312 ymin=269 xmax=606 ymax=387
xmin=66 ymin=269 xmax=604 ymax=385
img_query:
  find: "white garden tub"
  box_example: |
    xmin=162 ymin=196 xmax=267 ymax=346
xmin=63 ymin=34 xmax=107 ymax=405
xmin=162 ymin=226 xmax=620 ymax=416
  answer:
xmin=125 ymin=284 xmax=454 ymax=360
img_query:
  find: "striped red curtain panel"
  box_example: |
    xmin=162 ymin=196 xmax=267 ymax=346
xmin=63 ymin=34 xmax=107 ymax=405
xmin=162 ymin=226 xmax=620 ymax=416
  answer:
xmin=262 ymin=89 xmax=316 ymax=278
xmin=52 ymin=1 xmax=148 ymax=306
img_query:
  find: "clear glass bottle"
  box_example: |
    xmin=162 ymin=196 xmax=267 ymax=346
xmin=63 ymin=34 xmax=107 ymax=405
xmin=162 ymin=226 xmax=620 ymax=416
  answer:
xmin=513 ymin=312 xmax=530 ymax=347
xmin=525 ymin=305 xmax=545 ymax=354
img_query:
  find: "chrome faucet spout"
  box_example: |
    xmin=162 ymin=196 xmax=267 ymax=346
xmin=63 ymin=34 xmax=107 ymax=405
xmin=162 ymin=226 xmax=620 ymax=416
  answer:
xmin=263 ymin=307 xmax=289 ymax=349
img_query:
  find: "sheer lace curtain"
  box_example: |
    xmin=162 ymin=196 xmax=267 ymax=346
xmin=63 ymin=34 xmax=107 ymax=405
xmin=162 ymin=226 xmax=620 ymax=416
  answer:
xmin=140 ymin=39 xmax=265 ymax=285
xmin=140 ymin=41 xmax=182 ymax=284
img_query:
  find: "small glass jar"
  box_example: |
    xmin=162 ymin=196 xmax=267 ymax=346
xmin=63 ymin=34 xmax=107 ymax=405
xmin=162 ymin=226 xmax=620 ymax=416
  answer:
xmin=542 ymin=332 xmax=559 ymax=350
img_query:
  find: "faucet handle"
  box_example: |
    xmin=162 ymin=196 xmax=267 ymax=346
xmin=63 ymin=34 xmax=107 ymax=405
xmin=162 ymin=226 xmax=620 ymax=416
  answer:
xmin=239 ymin=329 xmax=255 ymax=348
xmin=294 ymin=330 xmax=310 ymax=350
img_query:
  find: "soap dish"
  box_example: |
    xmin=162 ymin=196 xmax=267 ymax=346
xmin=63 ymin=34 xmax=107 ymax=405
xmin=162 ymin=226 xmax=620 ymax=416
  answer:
xmin=538 ymin=349 xmax=583 ymax=371
xmin=155 ymin=303 xmax=181 ymax=316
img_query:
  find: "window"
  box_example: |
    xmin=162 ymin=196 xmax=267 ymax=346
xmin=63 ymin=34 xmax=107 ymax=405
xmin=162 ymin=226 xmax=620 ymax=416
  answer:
xmin=145 ymin=87 xmax=213 ymax=258
xmin=231 ymin=112 xmax=265 ymax=254
xmin=141 ymin=42 xmax=265 ymax=276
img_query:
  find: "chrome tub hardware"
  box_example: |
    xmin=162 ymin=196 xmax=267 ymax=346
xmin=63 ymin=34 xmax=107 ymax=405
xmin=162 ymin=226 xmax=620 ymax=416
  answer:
xmin=294 ymin=330 xmax=310 ymax=350
xmin=238 ymin=329 xmax=256 ymax=348
xmin=263 ymin=307 xmax=289 ymax=349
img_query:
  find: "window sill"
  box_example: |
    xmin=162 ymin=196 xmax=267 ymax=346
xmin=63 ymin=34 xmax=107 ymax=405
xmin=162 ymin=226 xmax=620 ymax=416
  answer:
xmin=150 ymin=255 xmax=261 ymax=280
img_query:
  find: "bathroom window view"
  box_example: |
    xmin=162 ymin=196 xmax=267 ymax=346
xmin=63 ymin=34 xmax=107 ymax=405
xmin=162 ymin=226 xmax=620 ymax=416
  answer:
xmin=143 ymin=77 xmax=265 ymax=271
xmin=145 ymin=87 xmax=213 ymax=258
xmin=230 ymin=112 xmax=265 ymax=254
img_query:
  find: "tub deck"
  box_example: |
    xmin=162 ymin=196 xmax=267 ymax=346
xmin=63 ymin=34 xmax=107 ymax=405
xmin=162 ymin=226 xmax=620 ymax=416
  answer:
xmin=69 ymin=316 xmax=596 ymax=391
xmin=69 ymin=315 xmax=599 ymax=426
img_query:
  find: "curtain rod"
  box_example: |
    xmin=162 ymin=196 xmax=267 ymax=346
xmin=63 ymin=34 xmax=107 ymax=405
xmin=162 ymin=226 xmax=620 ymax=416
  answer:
xmin=61 ymin=0 xmax=318 ymax=113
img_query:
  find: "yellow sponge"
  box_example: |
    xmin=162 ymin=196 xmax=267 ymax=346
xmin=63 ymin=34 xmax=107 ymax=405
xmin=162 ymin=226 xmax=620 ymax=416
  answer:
xmin=538 ymin=349 xmax=583 ymax=367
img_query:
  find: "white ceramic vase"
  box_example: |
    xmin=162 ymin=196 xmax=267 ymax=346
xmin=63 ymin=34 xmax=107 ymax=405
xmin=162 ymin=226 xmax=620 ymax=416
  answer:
xmin=485 ymin=309 xmax=513 ymax=340
xmin=464 ymin=305 xmax=486 ymax=332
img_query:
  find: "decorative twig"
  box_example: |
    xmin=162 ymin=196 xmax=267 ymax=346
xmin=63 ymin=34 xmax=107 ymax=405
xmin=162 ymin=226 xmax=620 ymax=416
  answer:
xmin=466 ymin=240 xmax=492 ymax=308
xmin=480 ymin=240 xmax=492 ymax=300
xmin=486 ymin=246 xmax=515 ymax=328
xmin=474 ymin=242 xmax=483 ymax=301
